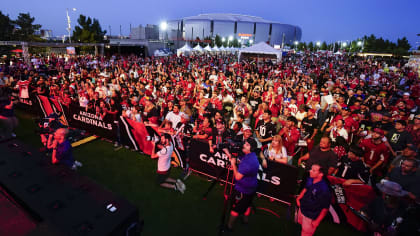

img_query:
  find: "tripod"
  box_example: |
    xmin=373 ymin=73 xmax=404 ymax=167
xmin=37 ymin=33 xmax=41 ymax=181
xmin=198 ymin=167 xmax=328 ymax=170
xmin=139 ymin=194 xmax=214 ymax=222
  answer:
xmin=201 ymin=159 xmax=235 ymax=235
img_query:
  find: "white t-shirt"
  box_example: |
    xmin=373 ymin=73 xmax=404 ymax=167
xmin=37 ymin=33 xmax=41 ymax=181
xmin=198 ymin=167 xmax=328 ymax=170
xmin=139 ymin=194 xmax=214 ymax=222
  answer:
xmin=329 ymin=127 xmax=348 ymax=142
xmin=165 ymin=111 xmax=184 ymax=129
xmin=157 ymin=144 xmax=173 ymax=172
xmin=268 ymin=145 xmax=288 ymax=163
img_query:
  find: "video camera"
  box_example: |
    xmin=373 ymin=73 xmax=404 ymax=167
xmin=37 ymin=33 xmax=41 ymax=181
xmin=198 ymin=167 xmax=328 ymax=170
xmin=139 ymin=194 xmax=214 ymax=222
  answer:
xmin=35 ymin=113 xmax=66 ymax=135
xmin=216 ymin=138 xmax=243 ymax=157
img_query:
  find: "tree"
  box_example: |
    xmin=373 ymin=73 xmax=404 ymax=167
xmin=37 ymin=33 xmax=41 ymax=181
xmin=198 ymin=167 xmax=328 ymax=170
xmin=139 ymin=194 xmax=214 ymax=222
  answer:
xmin=232 ymin=38 xmax=240 ymax=48
xmin=320 ymin=41 xmax=327 ymax=50
xmin=0 ymin=11 xmax=14 ymax=41
xmin=72 ymin=14 xmax=106 ymax=43
xmin=418 ymin=45 xmax=420 ymax=50
xmin=13 ymin=12 xmax=41 ymax=41
xmin=397 ymin=37 xmax=411 ymax=51
xmin=214 ymin=34 xmax=222 ymax=47
xmin=307 ymin=42 xmax=314 ymax=51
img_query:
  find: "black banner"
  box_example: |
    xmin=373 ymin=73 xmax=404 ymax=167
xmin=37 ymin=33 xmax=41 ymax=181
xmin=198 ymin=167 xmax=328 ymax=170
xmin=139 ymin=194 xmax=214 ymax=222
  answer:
xmin=189 ymin=140 xmax=298 ymax=204
xmin=63 ymin=104 xmax=118 ymax=140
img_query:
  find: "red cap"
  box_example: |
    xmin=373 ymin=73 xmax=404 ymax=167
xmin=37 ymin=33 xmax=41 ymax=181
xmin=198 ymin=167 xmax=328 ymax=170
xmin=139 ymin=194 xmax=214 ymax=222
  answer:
xmin=373 ymin=128 xmax=384 ymax=137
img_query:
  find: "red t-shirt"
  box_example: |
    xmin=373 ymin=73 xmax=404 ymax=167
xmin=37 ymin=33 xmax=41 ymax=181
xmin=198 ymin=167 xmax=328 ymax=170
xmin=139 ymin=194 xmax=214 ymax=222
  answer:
xmin=359 ymin=139 xmax=389 ymax=169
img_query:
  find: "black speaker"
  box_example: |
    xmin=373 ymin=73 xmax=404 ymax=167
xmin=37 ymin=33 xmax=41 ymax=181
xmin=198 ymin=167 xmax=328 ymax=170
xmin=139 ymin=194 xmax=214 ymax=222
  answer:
xmin=0 ymin=139 xmax=142 ymax=235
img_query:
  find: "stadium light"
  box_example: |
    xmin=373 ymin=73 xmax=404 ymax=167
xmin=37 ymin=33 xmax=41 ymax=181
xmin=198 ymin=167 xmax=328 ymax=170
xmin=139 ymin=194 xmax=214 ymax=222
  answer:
xmin=357 ymin=41 xmax=363 ymax=46
xmin=228 ymin=35 xmax=233 ymax=41
xmin=294 ymin=41 xmax=299 ymax=45
xmin=249 ymin=40 xmax=253 ymax=44
xmin=316 ymin=41 xmax=321 ymax=47
xmin=342 ymin=42 xmax=347 ymax=47
xmin=160 ymin=21 xmax=168 ymax=31
xmin=222 ymin=37 xmax=226 ymax=42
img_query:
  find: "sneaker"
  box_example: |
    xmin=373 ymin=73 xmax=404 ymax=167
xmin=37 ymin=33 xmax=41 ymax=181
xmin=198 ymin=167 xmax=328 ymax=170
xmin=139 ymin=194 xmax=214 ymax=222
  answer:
xmin=75 ymin=161 xmax=83 ymax=167
xmin=176 ymin=179 xmax=186 ymax=193
xmin=175 ymin=182 xmax=185 ymax=194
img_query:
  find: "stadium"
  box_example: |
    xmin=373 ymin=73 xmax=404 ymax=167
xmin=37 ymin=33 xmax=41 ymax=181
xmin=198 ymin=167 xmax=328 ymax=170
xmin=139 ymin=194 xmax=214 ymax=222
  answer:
xmin=166 ymin=13 xmax=302 ymax=46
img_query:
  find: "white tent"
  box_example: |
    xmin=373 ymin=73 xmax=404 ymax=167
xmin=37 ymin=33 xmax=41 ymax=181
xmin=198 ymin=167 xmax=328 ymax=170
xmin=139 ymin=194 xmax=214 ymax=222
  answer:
xmin=212 ymin=45 xmax=220 ymax=52
xmin=177 ymin=43 xmax=193 ymax=56
xmin=238 ymin=42 xmax=282 ymax=62
xmin=229 ymin=46 xmax=238 ymax=52
xmin=204 ymin=44 xmax=212 ymax=52
xmin=193 ymin=44 xmax=204 ymax=53
xmin=219 ymin=46 xmax=226 ymax=51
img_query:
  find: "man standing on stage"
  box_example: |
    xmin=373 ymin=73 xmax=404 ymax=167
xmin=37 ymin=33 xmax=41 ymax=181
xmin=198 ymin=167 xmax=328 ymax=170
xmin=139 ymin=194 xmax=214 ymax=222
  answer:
xmin=226 ymin=140 xmax=259 ymax=231
xmin=296 ymin=164 xmax=331 ymax=236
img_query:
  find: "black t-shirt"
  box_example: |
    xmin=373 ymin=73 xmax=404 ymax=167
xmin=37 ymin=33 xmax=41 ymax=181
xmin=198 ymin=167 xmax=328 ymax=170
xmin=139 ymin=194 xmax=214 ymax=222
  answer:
xmin=364 ymin=197 xmax=406 ymax=229
xmin=256 ymin=120 xmax=276 ymax=145
xmin=301 ymin=117 xmax=318 ymax=137
xmin=386 ymin=129 xmax=413 ymax=152
xmin=388 ymin=167 xmax=420 ymax=198
xmin=336 ymin=156 xmax=370 ymax=183
xmin=306 ymin=146 xmax=338 ymax=172
xmin=249 ymin=96 xmax=262 ymax=112
xmin=211 ymin=128 xmax=234 ymax=146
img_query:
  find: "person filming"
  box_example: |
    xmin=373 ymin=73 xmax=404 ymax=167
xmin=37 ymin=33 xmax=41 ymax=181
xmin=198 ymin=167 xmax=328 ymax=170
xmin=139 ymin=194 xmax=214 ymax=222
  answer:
xmin=151 ymin=133 xmax=186 ymax=194
xmin=225 ymin=140 xmax=259 ymax=231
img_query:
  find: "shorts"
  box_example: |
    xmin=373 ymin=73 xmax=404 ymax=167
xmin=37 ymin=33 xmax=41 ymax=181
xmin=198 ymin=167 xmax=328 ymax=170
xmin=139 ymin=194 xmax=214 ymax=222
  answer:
xmin=156 ymin=169 xmax=170 ymax=185
xmin=230 ymin=189 xmax=255 ymax=214
xmin=297 ymin=209 xmax=317 ymax=236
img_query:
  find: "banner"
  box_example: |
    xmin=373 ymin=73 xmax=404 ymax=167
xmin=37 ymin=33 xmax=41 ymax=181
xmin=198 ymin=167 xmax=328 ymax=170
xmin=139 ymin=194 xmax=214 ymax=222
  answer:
xmin=328 ymin=176 xmax=376 ymax=232
xmin=63 ymin=103 xmax=117 ymax=140
xmin=189 ymin=140 xmax=298 ymax=204
xmin=119 ymin=116 xmax=183 ymax=167
xmin=36 ymin=95 xmax=68 ymax=126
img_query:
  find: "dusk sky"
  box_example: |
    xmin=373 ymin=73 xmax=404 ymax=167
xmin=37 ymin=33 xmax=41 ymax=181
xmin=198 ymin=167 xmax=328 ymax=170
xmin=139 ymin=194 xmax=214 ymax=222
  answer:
xmin=3 ymin=0 xmax=419 ymax=48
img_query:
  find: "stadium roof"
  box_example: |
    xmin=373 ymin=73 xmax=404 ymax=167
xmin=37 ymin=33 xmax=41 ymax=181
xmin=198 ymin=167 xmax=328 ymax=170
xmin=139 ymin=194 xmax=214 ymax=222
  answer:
xmin=181 ymin=13 xmax=279 ymax=24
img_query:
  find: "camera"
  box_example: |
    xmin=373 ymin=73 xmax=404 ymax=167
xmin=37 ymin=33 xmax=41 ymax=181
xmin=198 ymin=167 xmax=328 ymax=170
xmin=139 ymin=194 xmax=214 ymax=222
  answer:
xmin=35 ymin=113 xmax=66 ymax=135
xmin=216 ymin=138 xmax=243 ymax=156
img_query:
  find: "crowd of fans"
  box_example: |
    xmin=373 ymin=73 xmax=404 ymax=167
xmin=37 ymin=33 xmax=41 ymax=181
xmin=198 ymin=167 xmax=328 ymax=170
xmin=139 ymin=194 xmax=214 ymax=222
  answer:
xmin=0 ymin=50 xmax=419 ymax=234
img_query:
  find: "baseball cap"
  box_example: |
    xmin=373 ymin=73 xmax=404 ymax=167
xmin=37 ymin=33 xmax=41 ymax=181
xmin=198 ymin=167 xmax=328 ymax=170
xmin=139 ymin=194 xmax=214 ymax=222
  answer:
xmin=373 ymin=128 xmax=384 ymax=137
xmin=403 ymin=92 xmax=410 ymax=96
xmin=242 ymin=125 xmax=252 ymax=132
xmin=376 ymin=179 xmax=408 ymax=197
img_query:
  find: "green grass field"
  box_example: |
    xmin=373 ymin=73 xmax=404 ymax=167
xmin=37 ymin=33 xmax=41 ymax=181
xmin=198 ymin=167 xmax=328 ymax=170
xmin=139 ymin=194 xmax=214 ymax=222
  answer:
xmin=11 ymin=109 xmax=362 ymax=236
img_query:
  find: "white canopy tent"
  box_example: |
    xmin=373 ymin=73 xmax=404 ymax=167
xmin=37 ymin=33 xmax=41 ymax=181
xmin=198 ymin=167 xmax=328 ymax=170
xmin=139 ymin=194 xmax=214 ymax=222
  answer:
xmin=212 ymin=45 xmax=220 ymax=52
xmin=219 ymin=46 xmax=226 ymax=51
xmin=204 ymin=44 xmax=212 ymax=52
xmin=238 ymin=42 xmax=282 ymax=62
xmin=177 ymin=43 xmax=193 ymax=56
xmin=193 ymin=44 xmax=204 ymax=53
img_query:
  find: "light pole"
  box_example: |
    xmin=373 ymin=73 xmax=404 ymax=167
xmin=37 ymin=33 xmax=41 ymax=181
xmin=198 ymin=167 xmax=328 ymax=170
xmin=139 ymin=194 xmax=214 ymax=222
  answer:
xmin=316 ymin=41 xmax=321 ymax=50
xmin=66 ymin=8 xmax=77 ymax=43
xmin=294 ymin=41 xmax=299 ymax=50
xmin=228 ymin=35 xmax=233 ymax=47
xmin=160 ymin=21 xmax=168 ymax=48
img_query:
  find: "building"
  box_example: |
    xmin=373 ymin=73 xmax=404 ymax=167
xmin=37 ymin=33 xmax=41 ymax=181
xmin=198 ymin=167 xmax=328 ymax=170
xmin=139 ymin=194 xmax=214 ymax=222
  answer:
xmin=166 ymin=13 xmax=302 ymax=46
xmin=35 ymin=29 xmax=53 ymax=40
xmin=130 ymin=24 xmax=159 ymax=40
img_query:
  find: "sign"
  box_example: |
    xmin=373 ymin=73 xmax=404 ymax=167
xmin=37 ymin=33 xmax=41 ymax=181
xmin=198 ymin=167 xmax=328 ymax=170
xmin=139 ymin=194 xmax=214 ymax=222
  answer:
xmin=64 ymin=104 xmax=117 ymax=140
xmin=238 ymin=33 xmax=253 ymax=37
xmin=189 ymin=140 xmax=298 ymax=204
xmin=66 ymin=47 xmax=76 ymax=55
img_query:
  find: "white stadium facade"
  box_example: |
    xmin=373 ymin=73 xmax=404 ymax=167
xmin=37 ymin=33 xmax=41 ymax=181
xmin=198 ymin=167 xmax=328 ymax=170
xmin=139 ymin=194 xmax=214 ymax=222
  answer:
xmin=166 ymin=13 xmax=302 ymax=46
